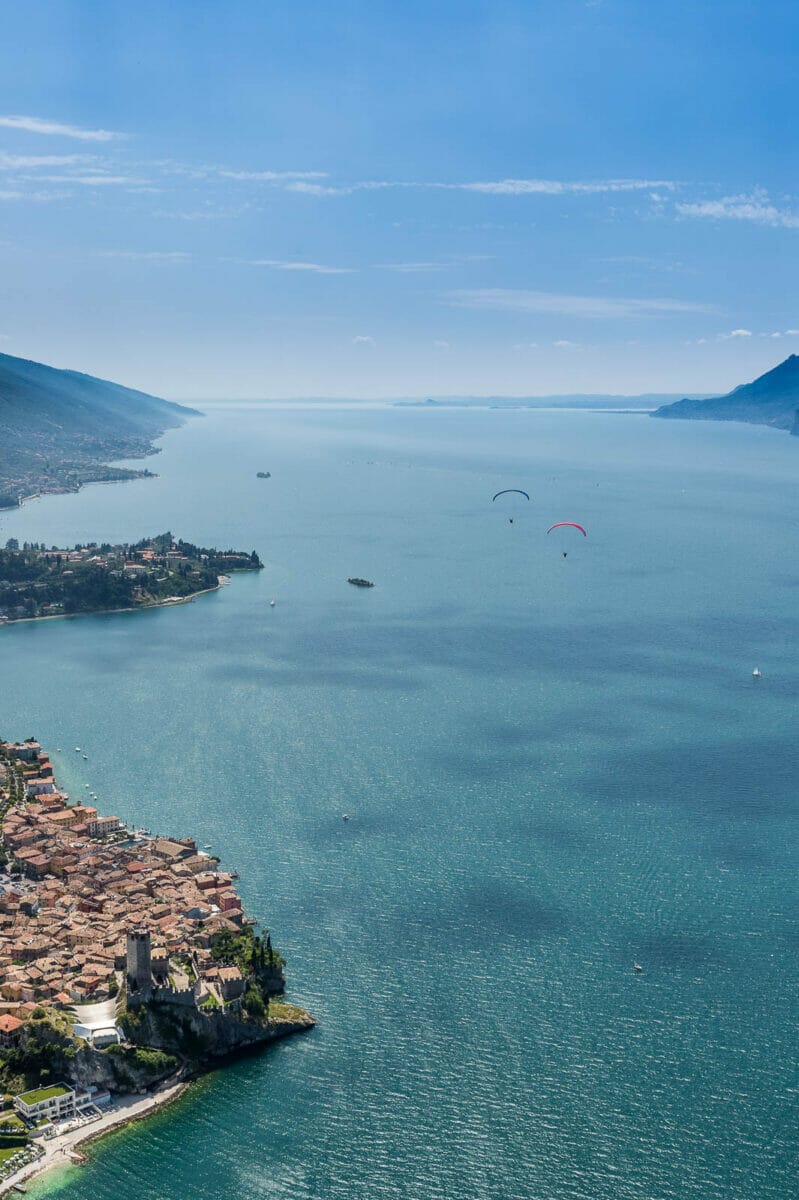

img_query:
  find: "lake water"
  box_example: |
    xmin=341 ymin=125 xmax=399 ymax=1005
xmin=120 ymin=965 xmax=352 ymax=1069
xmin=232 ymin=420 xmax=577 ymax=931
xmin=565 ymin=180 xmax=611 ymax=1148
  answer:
xmin=0 ymin=404 xmax=796 ymax=1200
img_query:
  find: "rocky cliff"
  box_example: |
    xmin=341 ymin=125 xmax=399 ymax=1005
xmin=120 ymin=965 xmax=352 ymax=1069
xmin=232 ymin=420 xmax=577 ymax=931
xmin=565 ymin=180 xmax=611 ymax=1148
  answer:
xmin=13 ymin=1002 xmax=314 ymax=1096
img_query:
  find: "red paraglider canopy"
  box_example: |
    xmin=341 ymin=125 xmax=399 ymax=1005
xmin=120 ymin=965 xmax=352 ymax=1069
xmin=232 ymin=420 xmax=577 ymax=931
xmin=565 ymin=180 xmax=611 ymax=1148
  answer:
xmin=546 ymin=522 xmax=587 ymax=536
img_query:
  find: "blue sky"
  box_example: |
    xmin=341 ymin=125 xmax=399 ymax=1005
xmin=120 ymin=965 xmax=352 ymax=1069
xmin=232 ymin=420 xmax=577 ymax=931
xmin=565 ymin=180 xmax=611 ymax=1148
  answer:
xmin=0 ymin=0 xmax=797 ymax=398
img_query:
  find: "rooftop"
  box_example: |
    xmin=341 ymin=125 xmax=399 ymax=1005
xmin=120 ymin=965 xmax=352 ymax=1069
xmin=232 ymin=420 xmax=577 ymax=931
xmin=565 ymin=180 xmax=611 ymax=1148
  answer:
xmin=18 ymin=1084 xmax=71 ymax=1104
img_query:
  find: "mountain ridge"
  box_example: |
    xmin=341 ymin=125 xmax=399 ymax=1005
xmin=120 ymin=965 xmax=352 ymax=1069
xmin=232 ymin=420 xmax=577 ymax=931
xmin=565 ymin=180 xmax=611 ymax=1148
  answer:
xmin=652 ymin=355 xmax=799 ymax=435
xmin=0 ymin=352 xmax=200 ymax=505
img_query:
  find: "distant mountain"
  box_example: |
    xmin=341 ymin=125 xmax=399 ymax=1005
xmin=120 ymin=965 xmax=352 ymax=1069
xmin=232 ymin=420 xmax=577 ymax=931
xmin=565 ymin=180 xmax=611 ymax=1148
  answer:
xmin=394 ymin=393 xmax=712 ymax=409
xmin=0 ymin=352 xmax=200 ymax=505
xmin=652 ymin=356 xmax=799 ymax=435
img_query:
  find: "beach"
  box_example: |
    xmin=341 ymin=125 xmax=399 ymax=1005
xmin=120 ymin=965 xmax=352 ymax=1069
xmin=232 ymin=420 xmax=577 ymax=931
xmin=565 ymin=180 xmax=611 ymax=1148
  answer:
xmin=0 ymin=1080 xmax=189 ymax=1196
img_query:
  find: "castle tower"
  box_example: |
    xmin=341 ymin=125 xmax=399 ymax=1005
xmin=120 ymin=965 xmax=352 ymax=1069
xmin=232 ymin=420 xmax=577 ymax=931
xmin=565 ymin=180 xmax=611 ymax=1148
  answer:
xmin=126 ymin=927 xmax=152 ymax=991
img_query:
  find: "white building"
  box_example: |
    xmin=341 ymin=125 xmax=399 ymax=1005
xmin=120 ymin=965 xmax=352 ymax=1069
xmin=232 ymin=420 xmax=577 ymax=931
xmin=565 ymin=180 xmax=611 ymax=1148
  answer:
xmin=15 ymin=1084 xmax=76 ymax=1123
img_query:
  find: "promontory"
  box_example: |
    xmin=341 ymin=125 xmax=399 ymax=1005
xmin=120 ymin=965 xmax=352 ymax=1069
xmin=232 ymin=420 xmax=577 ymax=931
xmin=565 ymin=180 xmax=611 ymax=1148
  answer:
xmin=0 ymin=735 xmax=313 ymax=1189
xmin=0 ymin=351 xmax=199 ymax=507
xmin=652 ymin=354 xmax=799 ymax=435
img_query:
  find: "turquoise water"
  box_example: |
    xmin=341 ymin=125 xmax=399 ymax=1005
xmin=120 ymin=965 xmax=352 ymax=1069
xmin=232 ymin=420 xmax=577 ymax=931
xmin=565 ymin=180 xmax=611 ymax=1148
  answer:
xmin=0 ymin=405 xmax=796 ymax=1200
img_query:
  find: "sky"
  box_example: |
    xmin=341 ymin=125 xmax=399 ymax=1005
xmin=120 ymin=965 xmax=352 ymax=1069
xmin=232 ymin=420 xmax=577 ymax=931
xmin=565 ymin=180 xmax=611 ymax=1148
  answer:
xmin=0 ymin=0 xmax=797 ymax=399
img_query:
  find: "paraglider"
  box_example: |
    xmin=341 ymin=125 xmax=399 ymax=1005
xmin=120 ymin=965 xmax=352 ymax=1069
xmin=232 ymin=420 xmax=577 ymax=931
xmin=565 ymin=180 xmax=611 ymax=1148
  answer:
xmin=492 ymin=489 xmax=530 ymax=503
xmin=493 ymin=489 xmax=529 ymax=525
xmin=547 ymin=522 xmax=587 ymax=537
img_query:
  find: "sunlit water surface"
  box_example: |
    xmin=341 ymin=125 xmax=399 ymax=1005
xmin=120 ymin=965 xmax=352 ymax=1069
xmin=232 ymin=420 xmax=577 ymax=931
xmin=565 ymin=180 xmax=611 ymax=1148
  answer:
xmin=0 ymin=405 xmax=796 ymax=1200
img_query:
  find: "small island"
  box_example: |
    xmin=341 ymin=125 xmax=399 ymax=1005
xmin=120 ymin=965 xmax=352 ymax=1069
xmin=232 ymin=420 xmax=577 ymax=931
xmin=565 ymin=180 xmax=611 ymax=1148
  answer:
xmin=256 ymin=471 xmax=271 ymax=479
xmin=0 ymin=736 xmax=313 ymax=1192
xmin=0 ymin=533 xmax=262 ymax=624
xmin=347 ymin=578 xmax=375 ymax=588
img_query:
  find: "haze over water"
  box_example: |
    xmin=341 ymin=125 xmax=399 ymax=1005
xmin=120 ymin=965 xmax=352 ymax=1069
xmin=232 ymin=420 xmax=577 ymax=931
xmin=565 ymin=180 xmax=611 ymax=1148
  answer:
xmin=1 ymin=405 xmax=796 ymax=1200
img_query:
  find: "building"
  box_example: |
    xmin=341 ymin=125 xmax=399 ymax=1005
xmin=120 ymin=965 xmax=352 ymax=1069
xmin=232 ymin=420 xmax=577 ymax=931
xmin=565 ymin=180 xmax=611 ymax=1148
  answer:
xmin=15 ymin=1084 xmax=76 ymax=1124
xmin=0 ymin=1014 xmax=23 ymax=1048
xmin=86 ymin=815 xmax=121 ymax=839
xmin=126 ymin=927 xmax=152 ymax=991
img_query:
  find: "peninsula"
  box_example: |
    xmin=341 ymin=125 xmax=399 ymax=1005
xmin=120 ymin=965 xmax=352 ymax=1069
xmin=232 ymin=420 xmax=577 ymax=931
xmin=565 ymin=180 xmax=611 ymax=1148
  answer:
xmin=0 ymin=736 xmax=313 ymax=1190
xmin=0 ymin=533 xmax=262 ymax=624
xmin=0 ymin=351 xmax=199 ymax=507
xmin=652 ymin=354 xmax=799 ymax=435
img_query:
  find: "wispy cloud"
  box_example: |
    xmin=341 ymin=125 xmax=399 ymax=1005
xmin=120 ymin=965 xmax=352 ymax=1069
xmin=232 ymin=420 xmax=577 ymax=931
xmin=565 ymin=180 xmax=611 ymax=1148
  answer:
xmin=553 ymin=339 xmax=582 ymax=349
xmin=676 ymin=190 xmax=799 ymax=229
xmin=243 ymin=258 xmax=353 ymax=274
xmin=433 ymin=339 xmax=450 ymax=348
xmin=0 ymin=188 xmax=63 ymax=202
xmin=0 ymin=115 xmax=122 ymax=141
xmin=218 ymin=169 xmax=328 ymax=182
xmin=451 ymin=177 xmax=676 ymax=196
xmin=353 ymin=334 xmax=376 ymax=345
xmin=0 ymin=153 xmax=91 ymax=169
xmin=377 ymin=261 xmax=444 ymax=273
xmin=282 ymin=176 xmax=677 ymax=199
xmin=97 ymin=250 xmax=192 ymax=262
xmin=447 ymin=289 xmax=713 ymax=318
xmin=718 ymin=328 xmax=752 ymax=339
xmin=27 ymin=173 xmax=147 ymax=187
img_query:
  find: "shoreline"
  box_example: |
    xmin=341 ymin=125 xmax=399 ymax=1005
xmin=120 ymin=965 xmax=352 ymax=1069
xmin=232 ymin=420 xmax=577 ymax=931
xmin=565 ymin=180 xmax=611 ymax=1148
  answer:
xmin=0 ymin=1077 xmax=190 ymax=1197
xmin=0 ymin=581 xmax=228 ymax=628
xmin=0 ymin=1013 xmax=314 ymax=1196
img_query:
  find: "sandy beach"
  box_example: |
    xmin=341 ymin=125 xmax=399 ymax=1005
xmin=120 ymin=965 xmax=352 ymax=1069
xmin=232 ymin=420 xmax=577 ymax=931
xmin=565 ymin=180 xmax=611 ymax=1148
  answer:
xmin=0 ymin=1080 xmax=189 ymax=1196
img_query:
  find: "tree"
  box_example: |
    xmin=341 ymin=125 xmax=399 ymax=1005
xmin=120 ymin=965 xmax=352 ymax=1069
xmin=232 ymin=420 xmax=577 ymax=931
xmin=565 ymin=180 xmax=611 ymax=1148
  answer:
xmin=243 ymin=987 xmax=266 ymax=1018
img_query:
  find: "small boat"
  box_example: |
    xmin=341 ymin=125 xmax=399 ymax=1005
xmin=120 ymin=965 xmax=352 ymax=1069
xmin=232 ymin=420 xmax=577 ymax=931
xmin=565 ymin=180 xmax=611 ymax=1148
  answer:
xmin=82 ymin=754 xmax=88 ymax=760
xmin=752 ymin=667 xmax=761 ymax=678
xmin=84 ymin=783 xmax=90 ymax=789
xmin=203 ymin=844 xmax=212 ymax=850
xmin=633 ymin=962 xmax=643 ymax=973
xmin=342 ymin=813 xmax=350 ymax=822
xmin=75 ymin=747 xmax=80 ymax=753
xmin=270 ymin=599 xmax=276 ymax=607
xmin=56 ymin=748 xmax=62 ymax=752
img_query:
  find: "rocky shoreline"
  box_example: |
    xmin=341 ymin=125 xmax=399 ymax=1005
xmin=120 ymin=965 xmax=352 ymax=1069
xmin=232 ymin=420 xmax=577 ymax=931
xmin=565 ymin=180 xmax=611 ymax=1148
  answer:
xmin=0 ymin=1011 xmax=315 ymax=1197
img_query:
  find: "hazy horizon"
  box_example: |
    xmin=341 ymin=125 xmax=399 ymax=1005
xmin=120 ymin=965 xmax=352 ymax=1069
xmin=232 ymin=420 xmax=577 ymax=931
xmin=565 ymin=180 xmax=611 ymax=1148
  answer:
xmin=1 ymin=2 xmax=798 ymax=400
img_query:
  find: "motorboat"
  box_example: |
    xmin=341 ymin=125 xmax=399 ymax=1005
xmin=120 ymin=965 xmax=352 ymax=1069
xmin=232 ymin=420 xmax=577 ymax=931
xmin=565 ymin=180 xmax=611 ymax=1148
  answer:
xmin=752 ymin=667 xmax=761 ymax=678
xmin=633 ymin=962 xmax=643 ymax=973
xmin=270 ymin=599 xmax=276 ymax=607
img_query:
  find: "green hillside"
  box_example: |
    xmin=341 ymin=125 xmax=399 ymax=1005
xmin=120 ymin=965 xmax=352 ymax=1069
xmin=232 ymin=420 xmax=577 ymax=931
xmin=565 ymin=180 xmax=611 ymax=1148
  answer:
xmin=0 ymin=352 xmax=200 ymax=504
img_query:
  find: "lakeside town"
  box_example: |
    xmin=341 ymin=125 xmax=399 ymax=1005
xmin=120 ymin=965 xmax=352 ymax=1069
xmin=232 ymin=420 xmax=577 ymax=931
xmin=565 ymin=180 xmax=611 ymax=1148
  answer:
xmin=0 ymin=736 xmax=312 ymax=1192
xmin=0 ymin=533 xmax=262 ymax=623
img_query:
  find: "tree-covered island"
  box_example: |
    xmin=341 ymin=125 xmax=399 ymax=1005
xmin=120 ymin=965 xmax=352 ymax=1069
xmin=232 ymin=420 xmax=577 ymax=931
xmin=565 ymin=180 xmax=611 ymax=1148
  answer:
xmin=0 ymin=533 xmax=262 ymax=623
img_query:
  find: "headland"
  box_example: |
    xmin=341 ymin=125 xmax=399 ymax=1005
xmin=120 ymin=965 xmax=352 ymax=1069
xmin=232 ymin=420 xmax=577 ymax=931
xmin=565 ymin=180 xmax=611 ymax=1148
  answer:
xmin=0 ymin=736 xmax=314 ymax=1193
xmin=0 ymin=533 xmax=262 ymax=625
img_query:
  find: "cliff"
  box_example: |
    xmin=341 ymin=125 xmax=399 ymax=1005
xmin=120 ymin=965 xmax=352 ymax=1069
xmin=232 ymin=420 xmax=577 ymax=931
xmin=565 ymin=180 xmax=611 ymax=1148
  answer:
xmin=9 ymin=1003 xmax=314 ymax=1097
xmin=652 ymin=355 xmax=799 ymax=434
xmin=0 ymin=351 xmax=200 ymax=501
xmin=123 ymin=999 xmax=314 ymax=1072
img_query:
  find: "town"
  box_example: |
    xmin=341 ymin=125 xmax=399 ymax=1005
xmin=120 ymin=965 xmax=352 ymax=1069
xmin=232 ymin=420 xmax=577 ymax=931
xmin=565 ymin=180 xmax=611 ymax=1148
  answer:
xmin=0 ymin=736 xmax=311 ymax=1188
xmin=0 ymin=533 xmax=262 ymax=623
